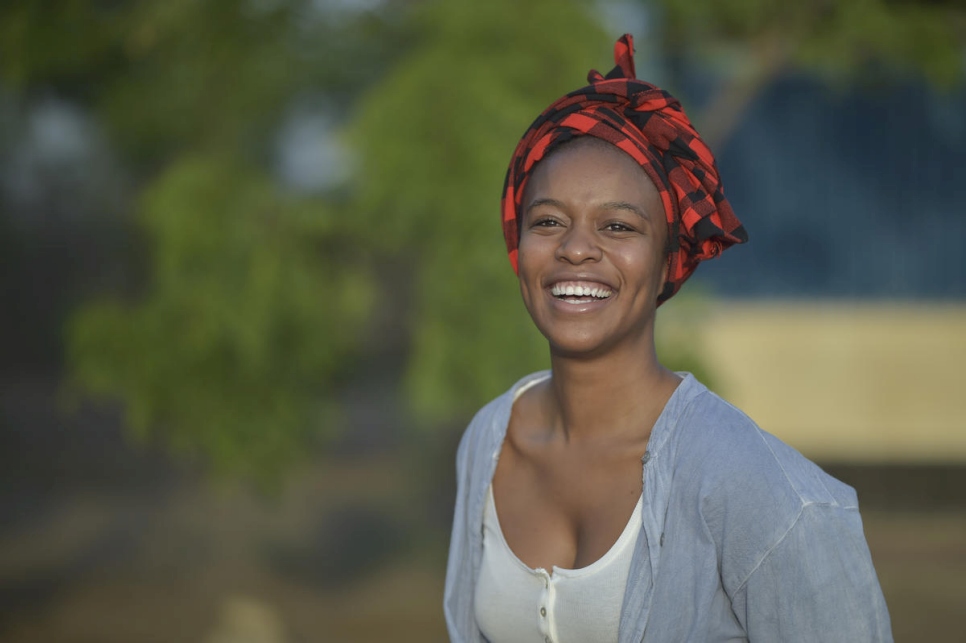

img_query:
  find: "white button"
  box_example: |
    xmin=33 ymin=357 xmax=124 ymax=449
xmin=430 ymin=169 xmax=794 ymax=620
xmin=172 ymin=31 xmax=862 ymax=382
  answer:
xmin=540 ymin=607 xmax=546 ymax=617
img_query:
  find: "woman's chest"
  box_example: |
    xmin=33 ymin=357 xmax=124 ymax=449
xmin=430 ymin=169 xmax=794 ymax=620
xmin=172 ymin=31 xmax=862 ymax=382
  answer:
xmin=491 ymin=438 xmax=645 ymax=571
xmin=475 ymin=483 xmax=642 ymax=643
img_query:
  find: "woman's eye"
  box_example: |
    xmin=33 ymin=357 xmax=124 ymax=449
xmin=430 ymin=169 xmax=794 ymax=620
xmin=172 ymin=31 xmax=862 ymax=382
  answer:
xmin=532 ymin=217 xmax=560 ymax=227
xmin=605 ymin=222 xmax=635 ymax=232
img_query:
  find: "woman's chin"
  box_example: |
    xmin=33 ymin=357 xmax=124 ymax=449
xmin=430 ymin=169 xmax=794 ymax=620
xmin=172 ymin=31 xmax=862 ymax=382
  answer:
xmin=545 ymin=333 xmax=623 ymax=361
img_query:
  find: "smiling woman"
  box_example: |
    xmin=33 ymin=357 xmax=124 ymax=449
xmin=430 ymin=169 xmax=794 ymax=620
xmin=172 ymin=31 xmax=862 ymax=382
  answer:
xmin=444 ymin=35 xmax=893 ymax=643
xmin=517 ymin=138 xmax=669 ymax=361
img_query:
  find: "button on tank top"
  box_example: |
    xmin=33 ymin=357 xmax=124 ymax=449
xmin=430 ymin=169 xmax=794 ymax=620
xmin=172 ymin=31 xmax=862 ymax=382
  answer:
xmin=474 ymin=484 xmax=643 ymax=643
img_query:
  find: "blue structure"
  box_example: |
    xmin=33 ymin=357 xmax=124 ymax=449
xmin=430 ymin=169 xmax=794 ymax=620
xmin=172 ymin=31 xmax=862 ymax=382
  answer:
xmin=694 ymin=76 xmax=966 ymax=299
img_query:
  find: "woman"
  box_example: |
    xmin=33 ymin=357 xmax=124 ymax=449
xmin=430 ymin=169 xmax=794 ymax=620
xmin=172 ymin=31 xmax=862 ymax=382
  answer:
xmin=445 ymin=35 xmax=892 ymax=642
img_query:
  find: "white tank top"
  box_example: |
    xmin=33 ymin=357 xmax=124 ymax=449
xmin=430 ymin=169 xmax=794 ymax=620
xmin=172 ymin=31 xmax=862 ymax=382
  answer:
xmin=474 ymin=483 xmax=643 ymax=643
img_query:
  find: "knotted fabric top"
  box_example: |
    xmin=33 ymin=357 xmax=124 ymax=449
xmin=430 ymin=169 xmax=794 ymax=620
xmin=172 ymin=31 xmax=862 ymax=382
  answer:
xmin=501 ymin=34 xmax=747 ymax=304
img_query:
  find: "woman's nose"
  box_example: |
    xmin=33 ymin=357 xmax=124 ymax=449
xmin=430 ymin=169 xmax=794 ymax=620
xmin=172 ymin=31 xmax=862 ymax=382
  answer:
xmin=555 ymin=224 xmax=602 ymax=263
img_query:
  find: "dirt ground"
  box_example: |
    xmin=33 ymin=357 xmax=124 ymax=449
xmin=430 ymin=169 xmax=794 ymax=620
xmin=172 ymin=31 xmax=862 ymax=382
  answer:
xmin=2 ymin=468 xmax=964 ymax=643
xmin=1 ymin=377 xmax=964 ymax=642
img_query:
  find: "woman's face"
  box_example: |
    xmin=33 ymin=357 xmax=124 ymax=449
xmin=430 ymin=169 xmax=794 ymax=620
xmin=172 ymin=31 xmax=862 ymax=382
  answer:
xmin=518 ymin=139 xmax=669 ymax=359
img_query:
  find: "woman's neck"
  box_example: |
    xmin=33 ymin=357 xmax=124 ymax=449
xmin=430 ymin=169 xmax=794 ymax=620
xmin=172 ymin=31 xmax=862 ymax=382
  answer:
xmin=544 ymin=343 xmax=680 ymax=444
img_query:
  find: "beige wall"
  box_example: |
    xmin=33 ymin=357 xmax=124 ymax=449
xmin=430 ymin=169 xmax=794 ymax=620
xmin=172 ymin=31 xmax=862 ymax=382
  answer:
xmin=691 ymin=302 xmax=966 ymax=463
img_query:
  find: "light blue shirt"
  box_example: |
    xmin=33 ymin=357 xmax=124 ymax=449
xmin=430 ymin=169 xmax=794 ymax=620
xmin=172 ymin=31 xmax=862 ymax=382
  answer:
xmin=444 ymin=372 xmax=893 ymax=642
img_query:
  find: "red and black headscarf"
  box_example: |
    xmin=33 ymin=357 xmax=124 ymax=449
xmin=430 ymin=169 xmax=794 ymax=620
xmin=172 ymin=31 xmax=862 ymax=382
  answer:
xmin=501 ymin=34 xmax=748 ymax=304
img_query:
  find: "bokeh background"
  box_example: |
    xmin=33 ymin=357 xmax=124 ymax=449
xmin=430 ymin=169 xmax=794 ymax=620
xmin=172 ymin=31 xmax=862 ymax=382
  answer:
xmin=1 ymin=0 xmax=965 ymax=641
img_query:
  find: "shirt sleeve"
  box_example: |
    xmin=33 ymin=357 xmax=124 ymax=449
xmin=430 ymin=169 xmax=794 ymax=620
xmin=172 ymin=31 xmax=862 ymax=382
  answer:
xmin=731 ymin=503 xmax=893 ymax=642
xmin=444 ymin=426 xmax=473 ymax=642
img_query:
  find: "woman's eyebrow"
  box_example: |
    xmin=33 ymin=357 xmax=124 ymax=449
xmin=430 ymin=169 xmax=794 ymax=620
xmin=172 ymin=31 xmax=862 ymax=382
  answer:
xmin=600 ymin=201 xmax=651 ymax=221
xmin=526 ymin=198 xmax=651 ymax=220
xmin=525 ymin=197 xmax=566 ymax=217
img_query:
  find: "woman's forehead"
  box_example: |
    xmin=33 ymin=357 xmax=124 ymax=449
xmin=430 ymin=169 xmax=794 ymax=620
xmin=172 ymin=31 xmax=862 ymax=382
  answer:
xmin=523 ymin=137 xmax=661 ymax=207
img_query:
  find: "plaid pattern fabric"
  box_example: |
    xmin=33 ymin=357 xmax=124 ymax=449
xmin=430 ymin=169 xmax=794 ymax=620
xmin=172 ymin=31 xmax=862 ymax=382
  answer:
xmin=501 ymin=34 xmax=748 ymax=304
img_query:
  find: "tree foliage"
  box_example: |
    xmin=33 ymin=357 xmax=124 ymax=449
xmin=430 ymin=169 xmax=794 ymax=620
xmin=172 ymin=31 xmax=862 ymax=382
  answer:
xmin=0 ymin=0 xmax=402 ymax=164
xmin=3 ymin=0 xmax=609 ymax=477
xmin=660 ymin=0 xmax=964 ymax=82
xmin=349 ymin=0 xmax=610 ymax=422
xmin=1 ymin=0 xmax=399 ymax=479
xmin=652 ymin=0 xmax=966 ymax=147
xmin=67 ymin=156 xmax=373 ymax=480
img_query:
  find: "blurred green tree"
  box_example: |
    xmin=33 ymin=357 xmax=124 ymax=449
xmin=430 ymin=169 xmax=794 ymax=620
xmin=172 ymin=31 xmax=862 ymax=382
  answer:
xmin=0 ymin=0 xmax=610 ymax=477
xmin=0 ymin=0 xmax=402 ymax=164
xmin=650 ymin=0 xmax=966 ymax=147
xmin=349 ymin=0 xmax=611 ymax=423
xmin=68 ymin=156 xmax=374 ymax=480
xmin=1 ymin=0 xmax=402 ymax=480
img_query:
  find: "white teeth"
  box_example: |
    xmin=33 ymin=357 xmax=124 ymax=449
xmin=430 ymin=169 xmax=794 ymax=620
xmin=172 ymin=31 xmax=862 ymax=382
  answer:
xmin=550 ymin=283 xmax=612 ymax=299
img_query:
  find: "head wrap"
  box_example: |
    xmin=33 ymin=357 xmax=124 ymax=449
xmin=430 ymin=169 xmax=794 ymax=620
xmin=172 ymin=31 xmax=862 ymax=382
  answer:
xmin=501 ymin=34 xmax=748 ymax=304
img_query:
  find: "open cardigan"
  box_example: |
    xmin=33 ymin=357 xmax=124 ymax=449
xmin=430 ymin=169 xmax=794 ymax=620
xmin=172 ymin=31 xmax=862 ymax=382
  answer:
xmin=444 ymin=372 xmax=893 ymax=642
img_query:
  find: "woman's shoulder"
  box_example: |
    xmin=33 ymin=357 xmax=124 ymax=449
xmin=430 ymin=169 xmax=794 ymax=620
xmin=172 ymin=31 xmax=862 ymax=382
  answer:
xmin=654 ymin=378 xmax=891 ymax=637
xmin=665 ymin=376 xmax=859 ymax=531
xmin=664 ymin=377 xmax=867 ymax=589
xmin=455 ymin=370 xmax=551 ymax=474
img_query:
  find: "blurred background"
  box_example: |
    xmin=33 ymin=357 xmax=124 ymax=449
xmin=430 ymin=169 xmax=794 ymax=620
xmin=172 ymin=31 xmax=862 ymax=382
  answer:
xmin=1 ymin=0 xmax=964 ymax=641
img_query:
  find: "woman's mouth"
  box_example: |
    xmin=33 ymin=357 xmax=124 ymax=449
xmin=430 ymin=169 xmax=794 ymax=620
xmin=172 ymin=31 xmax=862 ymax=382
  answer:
xmin=549 ymin=281 xmax=613 ymax=304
